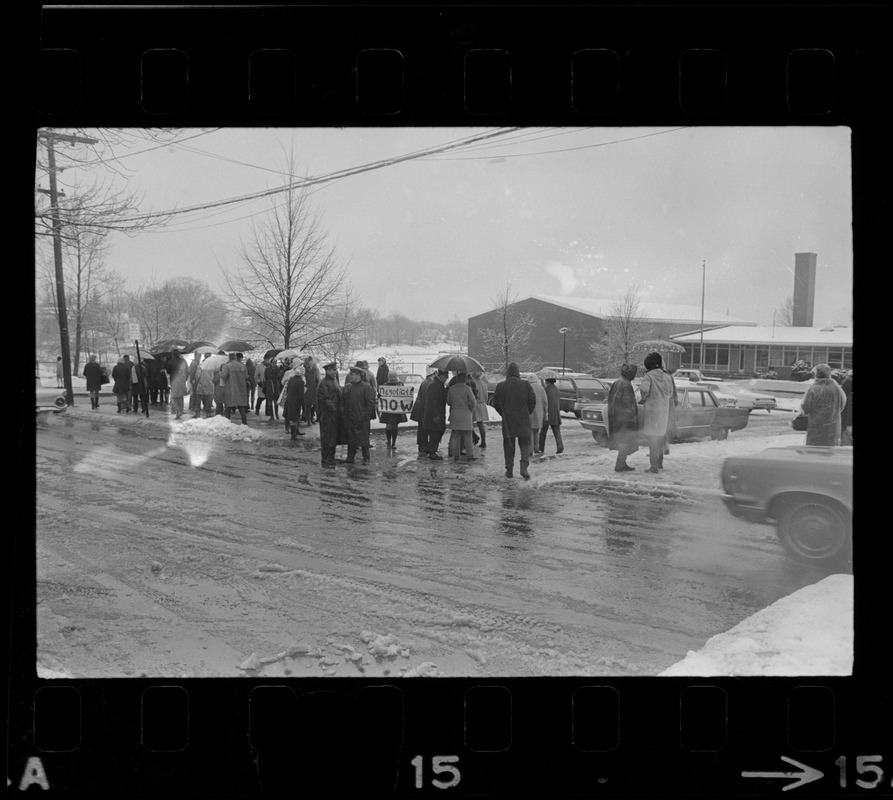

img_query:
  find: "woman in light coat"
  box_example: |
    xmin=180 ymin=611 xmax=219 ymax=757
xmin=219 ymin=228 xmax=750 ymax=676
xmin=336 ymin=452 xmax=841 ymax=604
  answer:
xmin=446 ymin=372 xmax=478 ymax=461
xmin=527 ymin=373 xmax=548 ymax=456
xmin=470 ymin=372 xmax=490 ymax=449
xmin=638 ymin=352 xmax=674 ymax=473
xmin=801 ymin=363 xmax=847 ymax=446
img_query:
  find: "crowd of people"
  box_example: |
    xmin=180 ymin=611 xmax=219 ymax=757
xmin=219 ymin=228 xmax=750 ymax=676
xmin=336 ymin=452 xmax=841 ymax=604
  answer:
xmin=75 ymin=346 xmax=852 ymax=474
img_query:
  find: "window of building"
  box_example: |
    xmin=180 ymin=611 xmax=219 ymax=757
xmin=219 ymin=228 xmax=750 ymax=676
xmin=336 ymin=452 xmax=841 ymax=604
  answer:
xmin=843 ymin=348 xmax=853 ymax=369
xmin=828 ymin=348 xmax=844 ymax=368
xmin=812 ymin=348 xmax=828 ymax=365
xmin=768 ymin=346 xmax=785 ymax=367
xmin=756 ymin=347 xmax=769 ymax=368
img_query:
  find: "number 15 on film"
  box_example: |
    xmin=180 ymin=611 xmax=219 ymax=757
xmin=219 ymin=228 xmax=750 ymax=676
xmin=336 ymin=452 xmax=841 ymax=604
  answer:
xmin=411 ymin=755 xmax=461 ymax=789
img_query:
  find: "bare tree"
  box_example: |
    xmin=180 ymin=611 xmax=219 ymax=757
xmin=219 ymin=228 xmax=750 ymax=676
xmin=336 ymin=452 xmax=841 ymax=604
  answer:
xmin=129 ymin=277 xmax=230 ymax=345
xmin=477 ymin=283 xmax=539 ymax=373
xmin=447 ymin=315 xmax=468 ymax=349
xmin=313 ymin=287 xmax=373 ymax=369
xmin=775 ymin=294 xmax=795 ymax=327
xmin=587 ymin=284 xmax=653 ymax=376
xmin=220 ymin=153 xmax=363 ymax=351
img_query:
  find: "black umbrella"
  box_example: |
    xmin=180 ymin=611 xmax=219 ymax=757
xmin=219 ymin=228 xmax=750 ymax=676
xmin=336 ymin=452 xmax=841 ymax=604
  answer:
xmin=219 ymin=339 xmax=254 ymax=353
xmin=184 ymin=340 xmax=218 ymax=353
xmin=151 ymin=339 xmax=189 ymax=354
xmin=428 ymin=353 xmax=485 ymax=373
xmin=264 ymin=348 xmax=284 ymax=361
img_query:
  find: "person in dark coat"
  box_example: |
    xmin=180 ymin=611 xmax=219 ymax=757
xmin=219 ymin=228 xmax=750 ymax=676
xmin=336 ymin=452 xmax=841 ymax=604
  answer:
xmin=801 ymin=363 xmax=847 ymax=446
xmin=607 ymin=363 xmax=639 ymax=471
xmin=284 ymin=368 xmax=306 ymax=439
xmin=840 ymin=371 xmax=853 ymax=445
xmin=145 ymin=357 xmax=162 ymax=405
xmin=492 ymin=362 xmax=537 ymax=479
xmin=303 ymin=357 xmax=320 ymax=424
xmin=112 ymin=355 xmax=133 ymax=414
xmin=166 ymin=351 xmax=189 ymax=420
xmin=538 ymin=376 xmax=564 ymax=455
xmin=188 ymin=353 xmax=202 ymax=415
xmin=263 ymin=360 xmax=281 ymax=421
xmin=83 ymin=355 xmax=103 ymax=410
xmin=130 ymin=358 xmax=149 ymax=414
xmin=220 ymin=352 xmax=250 ymax=424
xmin=317 ymin=362 xmax=342 ymax=466
xmin=245 ymin=358 xmax=257 ymax=407
xmin=342 ymin=366 xmax=377 ymax=464
xmin=410 ymin=371 xmax=435 ymax=454
xmin=422 ymin=369 xmax=449 ymax=460
xmin=376 ymin=357 xmax=390 ymax=388
xmin=379 ymin=373 xmax=408 ymax=451
xmin=55 ymin=356 xmax=64 ymax=387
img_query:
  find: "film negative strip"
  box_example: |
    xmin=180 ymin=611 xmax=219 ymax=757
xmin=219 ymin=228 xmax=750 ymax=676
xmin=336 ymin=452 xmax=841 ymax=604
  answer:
xmin=22 ymin=4 xmax=885 ymax=797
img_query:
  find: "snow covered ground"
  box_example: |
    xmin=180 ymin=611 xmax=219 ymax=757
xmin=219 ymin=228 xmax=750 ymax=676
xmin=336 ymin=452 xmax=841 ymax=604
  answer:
xmin=659 ymin=574 xmax=852 ymax=676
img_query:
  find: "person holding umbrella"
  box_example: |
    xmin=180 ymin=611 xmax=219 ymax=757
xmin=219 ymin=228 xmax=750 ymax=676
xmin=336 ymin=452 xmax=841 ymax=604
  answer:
xmin=220 ymin=352 xmax=250 ymax=424
xmin=446 ymin=372 xmax=477 ymax=461
xmin=639 ymin=352 xmax=674 ymax=473
xmin=193 ymin=353 xmax=216 ymax=417
xmin=284 ymin=364 xmax=306 ymax=439
xmin=188 ymin=352 xmax=203 ymax=415
xmin=470 ymin=371 xmax=489 ymax=449
xmin=492 ymin=362 xmax=537 ymax=479
xmin=130 ymin=357 xmax=149 ymax=414
xmin=317 ymin=362 xmax=342 ymax=466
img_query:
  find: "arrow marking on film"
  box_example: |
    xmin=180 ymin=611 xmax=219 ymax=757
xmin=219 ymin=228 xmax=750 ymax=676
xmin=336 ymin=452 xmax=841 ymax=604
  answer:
xmin=742 ymin=756 xmax=823 ymax=791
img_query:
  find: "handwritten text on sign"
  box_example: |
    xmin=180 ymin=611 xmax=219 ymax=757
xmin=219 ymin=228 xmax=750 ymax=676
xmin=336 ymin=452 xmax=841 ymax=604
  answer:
xmin=378 ymin=385 xmax=414 ymax=414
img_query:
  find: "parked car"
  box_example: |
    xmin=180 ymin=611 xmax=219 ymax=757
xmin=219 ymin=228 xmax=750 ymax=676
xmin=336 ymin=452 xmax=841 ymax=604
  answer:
xmin=555 ymin=375 xmax=612 ymax=417
xmin=697 ymin=381 xmax=778 ymax=412
xmin=580 ymin=384 xmax=749 ymax=445
xmin=673 ymin=368 xmax=715 ymax=383
xmin=720 ymin=445 xmax=852 ymax=563
xmin=36 ymin=378 xmax=67 ymax=414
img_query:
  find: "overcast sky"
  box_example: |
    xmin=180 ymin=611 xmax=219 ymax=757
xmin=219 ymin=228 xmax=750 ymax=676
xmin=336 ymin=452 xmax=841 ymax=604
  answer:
xmin=43 ymin=126 xmax=852 ymax=328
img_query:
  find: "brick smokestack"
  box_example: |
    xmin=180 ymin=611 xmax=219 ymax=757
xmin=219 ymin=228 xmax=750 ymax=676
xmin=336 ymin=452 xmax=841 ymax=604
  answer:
xmin=792 ymin=252 xmax=817 ymax=327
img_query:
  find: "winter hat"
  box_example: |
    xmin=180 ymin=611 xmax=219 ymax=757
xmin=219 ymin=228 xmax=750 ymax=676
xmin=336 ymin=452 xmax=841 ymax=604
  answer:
xmin=506 ymin=362 xmax=521 ymax=378
xmin=620 ymin=363 xmax=638 ymax=380
xmin=527 ymin=373 xmax=539 ymax=383
xmin=386 ymin=373 xmax=401 ymax=384
xmin=643 ymin=352 xmax=663 ymax=370
xmin=323 ymin=362 xmax=337 ymax=371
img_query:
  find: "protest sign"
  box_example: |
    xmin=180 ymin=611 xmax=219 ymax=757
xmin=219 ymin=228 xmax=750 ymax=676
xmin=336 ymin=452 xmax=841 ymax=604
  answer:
xmin=378 ymin=385 xmax=414 ymax=414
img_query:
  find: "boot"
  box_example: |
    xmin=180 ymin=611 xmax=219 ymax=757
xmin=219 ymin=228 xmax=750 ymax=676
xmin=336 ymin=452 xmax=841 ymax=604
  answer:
xmin=555 ymin=429 xmax=564 ymax=454
xmin=290 ymin=427 xmax=298 ymax=440
xmin=519 ymin=461 xmax=530 ymax=479
xmin=504 ymin=467 xmax=513 ymax=478
xmin=361 ymin=446 xmax=370 ymax=464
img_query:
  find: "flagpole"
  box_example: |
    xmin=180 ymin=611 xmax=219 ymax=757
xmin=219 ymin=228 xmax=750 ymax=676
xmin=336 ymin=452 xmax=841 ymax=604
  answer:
xmin=699 ymin=259 xmax=706 ymax=371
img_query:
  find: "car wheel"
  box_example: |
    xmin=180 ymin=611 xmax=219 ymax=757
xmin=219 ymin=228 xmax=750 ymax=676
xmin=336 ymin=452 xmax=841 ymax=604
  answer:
xmin=710 ymin=427 xmax=729 ymax=440
xmin=777 ymin=499 xmax=850 ymax=563
xmin=592 ymin=430 xmax=608 ymax=446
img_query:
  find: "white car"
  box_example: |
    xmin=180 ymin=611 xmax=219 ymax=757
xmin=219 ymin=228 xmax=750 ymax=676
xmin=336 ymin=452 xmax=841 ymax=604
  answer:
xmin=697 ymin=381 xmax=778 ymax=412
xmin=36 ymin=378 xmax=68 ymax=414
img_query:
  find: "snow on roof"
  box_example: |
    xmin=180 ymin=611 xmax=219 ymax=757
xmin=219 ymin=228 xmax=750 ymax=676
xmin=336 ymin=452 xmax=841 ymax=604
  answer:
xmin=670 ymin=325 xmax=853 ymax=346
xmin=516 ymin=294 xmax=757 ymax=326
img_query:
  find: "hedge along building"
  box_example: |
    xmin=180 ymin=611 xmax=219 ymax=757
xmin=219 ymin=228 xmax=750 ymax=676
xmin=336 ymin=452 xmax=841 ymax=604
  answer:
xmin=466 ymin=294 xmax=755 ymax=373
xmin=669 ymin=324 xmax=852 ymax=379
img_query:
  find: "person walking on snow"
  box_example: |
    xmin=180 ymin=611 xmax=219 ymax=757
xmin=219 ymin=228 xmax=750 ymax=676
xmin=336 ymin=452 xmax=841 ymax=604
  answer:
xmin=492 ymin=362 xmax=537 ymax=479
xmin=538 ymin=375 xmax=564 ymax=455
xmin=83 ymin=355 xmax=103 ymax=410
xmin=639 ymin=352 xmax=674 ymax=473
xmin=527 ymin=373 xmax=548 ymax=456
xmin=607 ymin=363 xmax=639 ymax=471
xmin=470 ymin=371 xmax=489 ymax=449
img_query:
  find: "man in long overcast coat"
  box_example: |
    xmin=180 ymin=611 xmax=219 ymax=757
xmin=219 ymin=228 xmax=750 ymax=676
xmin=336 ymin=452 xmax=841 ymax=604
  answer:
xmin=492 ymin=362 xmax=537 ymax=479
xmin=422 ymin=369 xmax=449 ymax=460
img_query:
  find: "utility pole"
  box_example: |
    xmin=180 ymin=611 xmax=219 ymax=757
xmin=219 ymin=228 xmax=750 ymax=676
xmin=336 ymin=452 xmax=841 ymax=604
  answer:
xmin=38 ymin=129 xmax=98 ymax=406
xmin=699 ymin=259 xmax=706 ymax=372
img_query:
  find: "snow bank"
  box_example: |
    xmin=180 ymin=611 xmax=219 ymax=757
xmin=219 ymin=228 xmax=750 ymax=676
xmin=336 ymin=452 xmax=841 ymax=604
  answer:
xmin=174 ymin=415 xmax=262 ymax=442
xmin=659 ymin=574 xmax=853 ymax=676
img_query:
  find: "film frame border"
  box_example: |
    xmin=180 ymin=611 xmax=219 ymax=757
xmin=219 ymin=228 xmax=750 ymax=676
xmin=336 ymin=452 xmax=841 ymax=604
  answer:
xmin=20 ymin=3 xmax=885 ymax=796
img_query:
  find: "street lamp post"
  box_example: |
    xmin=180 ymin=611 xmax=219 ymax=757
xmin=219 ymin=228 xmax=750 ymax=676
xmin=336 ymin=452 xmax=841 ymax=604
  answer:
xmin=559 ymin=327 xmax=569 ymax=374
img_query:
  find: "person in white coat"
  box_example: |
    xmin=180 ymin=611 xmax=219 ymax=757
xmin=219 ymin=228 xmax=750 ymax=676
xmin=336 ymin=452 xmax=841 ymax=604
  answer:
xmin=638 ymin=352 xmax=675 ymax=474
xmin=527 ymin=373 xmax=548 ymax=456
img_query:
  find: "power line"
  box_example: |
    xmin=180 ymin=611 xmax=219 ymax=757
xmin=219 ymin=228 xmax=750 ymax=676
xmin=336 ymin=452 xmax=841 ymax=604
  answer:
xmin=426 ymin=127 xmax=691 ymax=160
xmin=107 ymin=127 xmax=523 ymax=223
